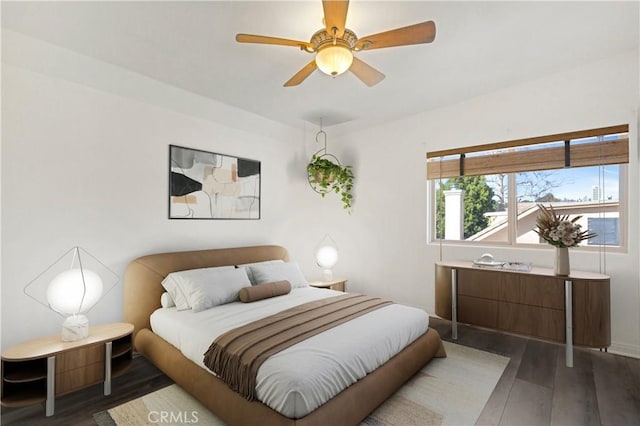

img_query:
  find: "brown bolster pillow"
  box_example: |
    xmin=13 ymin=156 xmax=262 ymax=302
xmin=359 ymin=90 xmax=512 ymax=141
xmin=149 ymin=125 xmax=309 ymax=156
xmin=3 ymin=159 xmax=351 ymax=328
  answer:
xmin=239 ymin=280 xmax=291 ymax=303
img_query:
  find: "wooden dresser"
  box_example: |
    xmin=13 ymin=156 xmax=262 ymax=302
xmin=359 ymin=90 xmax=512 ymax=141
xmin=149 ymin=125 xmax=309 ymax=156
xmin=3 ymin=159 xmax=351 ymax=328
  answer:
xmin=435 ymin=261 xmax=610 ymax=366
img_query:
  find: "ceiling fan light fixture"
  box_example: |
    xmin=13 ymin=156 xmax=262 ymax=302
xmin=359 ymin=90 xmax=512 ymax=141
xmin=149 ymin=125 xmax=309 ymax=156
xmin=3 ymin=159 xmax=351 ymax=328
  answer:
xmin=315 ymin=45 xmax=353 ymax=77
xmin=236 ymin=2 xmax=435 ymax=87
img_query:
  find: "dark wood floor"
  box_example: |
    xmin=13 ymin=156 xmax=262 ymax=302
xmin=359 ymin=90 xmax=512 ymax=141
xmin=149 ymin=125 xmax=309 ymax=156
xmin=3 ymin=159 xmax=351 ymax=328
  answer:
xmin=0 ymin=354 xmax=173 ymax=426
xmin=2 ymin=318 xmax=639 ymax=425
xmin=429 ymin=317 xmax=640 ymax=426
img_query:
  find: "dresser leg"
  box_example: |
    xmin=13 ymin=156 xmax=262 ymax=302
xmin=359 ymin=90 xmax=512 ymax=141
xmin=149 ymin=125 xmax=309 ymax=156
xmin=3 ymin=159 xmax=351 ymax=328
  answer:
xmin=104 ymin=341 xmax=112 ymax=396
xmin=565 ymin=280 xmax=573 ymax=368
xmin=451 ymin=269 xmax=458 ymax=340
xmin=45 ymin=356 xmax=55 ymax=416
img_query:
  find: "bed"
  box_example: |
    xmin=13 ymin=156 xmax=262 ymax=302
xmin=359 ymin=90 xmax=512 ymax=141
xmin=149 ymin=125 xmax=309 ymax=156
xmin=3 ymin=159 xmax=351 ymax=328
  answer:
xmin=123 ymin=245 xmax=445 ymax=426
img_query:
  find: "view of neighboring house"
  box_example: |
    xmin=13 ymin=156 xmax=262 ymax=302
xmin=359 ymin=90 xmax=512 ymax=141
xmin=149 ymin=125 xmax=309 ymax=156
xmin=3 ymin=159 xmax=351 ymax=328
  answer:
xmin=469 ymin=202 xmax=621 ymax=246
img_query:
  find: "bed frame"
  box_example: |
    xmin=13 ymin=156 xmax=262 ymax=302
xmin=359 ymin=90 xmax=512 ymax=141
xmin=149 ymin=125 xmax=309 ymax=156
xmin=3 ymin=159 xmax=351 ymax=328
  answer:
xmin=124 ymin=245 xmax=445 ymax=426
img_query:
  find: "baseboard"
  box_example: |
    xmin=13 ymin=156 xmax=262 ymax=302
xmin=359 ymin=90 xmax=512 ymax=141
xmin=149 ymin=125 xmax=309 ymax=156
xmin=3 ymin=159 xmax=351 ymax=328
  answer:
xmin=608 ymin=341 xmax=640 ymax=359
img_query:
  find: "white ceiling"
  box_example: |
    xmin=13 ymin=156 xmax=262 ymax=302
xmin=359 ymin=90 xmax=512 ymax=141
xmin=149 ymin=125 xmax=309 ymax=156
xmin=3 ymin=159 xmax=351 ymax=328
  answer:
xmin=2 ymin=1 xmax=638 ymax=132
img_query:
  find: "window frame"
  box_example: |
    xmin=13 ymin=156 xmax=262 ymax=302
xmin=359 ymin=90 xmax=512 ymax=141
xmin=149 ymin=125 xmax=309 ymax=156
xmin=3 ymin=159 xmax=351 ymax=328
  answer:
xmin=426 ymin=125 xmax=629 ymax=252
xmin=427 ymin=167 xmax=628 ymax=252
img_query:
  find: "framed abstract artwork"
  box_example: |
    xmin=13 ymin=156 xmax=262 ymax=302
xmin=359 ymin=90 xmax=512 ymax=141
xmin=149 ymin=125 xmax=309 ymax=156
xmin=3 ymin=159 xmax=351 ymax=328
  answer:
xmin=169 ymin=145 xmax=261 ymax=219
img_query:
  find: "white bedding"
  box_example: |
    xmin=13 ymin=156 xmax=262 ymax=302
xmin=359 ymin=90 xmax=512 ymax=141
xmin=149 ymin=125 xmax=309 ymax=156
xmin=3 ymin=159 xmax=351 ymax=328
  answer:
xmin=150 ymin=287 xmax=429 ymax=418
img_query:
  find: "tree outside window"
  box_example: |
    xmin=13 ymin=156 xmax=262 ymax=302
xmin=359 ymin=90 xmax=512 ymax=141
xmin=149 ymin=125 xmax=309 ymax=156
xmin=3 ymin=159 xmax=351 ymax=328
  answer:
xmin=435 ymin=175 xmax=498 ymax=239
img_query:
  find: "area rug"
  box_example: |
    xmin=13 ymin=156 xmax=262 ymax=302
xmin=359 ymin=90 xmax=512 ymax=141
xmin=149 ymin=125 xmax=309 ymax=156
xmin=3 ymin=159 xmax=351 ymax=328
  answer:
xmin=94 ymin=341 xmax=509 ymax=426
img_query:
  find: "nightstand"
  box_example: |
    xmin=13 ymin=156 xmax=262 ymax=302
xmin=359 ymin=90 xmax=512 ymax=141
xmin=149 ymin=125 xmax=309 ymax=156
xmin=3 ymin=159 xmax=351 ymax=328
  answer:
xmin=309 ymin=278 xmax=348 ymax=292
xmin=1 ymin=322 xmax=133 ymax=416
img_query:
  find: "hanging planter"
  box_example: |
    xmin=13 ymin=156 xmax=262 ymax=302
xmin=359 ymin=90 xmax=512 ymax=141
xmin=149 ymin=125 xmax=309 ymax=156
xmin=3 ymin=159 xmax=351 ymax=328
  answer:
xmin=311 ymin=162 xmax=336 ymax=185
xmin=307 ymin=127 xmax=354 ymax=213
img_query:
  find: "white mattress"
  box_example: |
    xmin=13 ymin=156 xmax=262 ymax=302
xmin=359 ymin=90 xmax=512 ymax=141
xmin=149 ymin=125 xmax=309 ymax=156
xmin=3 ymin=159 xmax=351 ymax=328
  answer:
xmin=150 ymin=287 xmax=429 ymax=418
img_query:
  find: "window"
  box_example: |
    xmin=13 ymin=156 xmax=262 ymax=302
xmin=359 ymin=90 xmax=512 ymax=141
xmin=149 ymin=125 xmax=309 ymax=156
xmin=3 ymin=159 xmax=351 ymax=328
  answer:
xmin=427 ymin=125 xmax=628 ymax=249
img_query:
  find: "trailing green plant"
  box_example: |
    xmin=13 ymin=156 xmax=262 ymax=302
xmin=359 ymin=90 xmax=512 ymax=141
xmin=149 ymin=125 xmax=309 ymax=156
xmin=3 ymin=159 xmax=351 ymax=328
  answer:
xmin=307 ymin=154 xmax=354 ymax=212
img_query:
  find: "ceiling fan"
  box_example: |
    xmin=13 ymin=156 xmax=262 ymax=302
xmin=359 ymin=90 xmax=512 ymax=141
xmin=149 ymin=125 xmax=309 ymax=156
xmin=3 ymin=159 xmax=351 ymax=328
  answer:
xmin=235 ymin=0 xmax=436 ymax=87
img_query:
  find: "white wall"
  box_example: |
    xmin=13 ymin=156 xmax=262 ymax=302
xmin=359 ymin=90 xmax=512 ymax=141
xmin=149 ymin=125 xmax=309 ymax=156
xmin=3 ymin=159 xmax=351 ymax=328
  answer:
xmin=295 ymin=50 xmax=640 ymax=357
xmin=0 ymin=32 xmax=304 ymax=349
xmin=3 ymin=31 xmax=639 ymax=360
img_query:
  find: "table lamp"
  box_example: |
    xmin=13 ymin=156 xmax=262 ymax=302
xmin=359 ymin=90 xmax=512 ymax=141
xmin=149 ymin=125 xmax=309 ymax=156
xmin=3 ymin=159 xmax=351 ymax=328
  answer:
xmin=24 ymin=247 xmax=119 ymax=341
xmin=315 ymin=235 xmax=339 ymax=281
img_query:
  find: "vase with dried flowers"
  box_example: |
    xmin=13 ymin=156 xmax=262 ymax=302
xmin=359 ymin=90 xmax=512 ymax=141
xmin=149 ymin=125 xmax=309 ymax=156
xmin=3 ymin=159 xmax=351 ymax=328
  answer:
xmin=533 ymin=204 xmax=597 ymax=276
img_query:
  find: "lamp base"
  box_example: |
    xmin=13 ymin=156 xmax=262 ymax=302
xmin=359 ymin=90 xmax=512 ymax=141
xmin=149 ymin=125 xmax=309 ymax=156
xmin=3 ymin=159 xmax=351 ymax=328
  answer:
xmin=322 ymin=269 xmax=334 ymax=281
xmin=61 ymin=315 xmax=89 ymax=341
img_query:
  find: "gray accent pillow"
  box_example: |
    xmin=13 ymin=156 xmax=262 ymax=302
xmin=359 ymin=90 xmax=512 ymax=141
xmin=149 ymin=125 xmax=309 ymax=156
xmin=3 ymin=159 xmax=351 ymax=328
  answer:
xmin=248 ymin=262 xmax=308 ymax=289
xmin=236 ymin=259 xmax=285 ymax=285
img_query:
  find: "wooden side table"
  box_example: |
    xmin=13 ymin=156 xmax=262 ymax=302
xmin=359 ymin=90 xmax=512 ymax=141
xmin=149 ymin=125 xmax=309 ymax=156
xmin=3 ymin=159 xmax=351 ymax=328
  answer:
xmin=309 ymin=278 xmax=348 ymax=292
xmin=1 ymin=322 xmax=133 ymax=416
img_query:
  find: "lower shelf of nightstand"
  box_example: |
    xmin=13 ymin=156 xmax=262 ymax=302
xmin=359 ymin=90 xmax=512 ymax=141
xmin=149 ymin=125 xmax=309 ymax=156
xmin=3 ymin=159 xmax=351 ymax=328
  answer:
xmin=1 ymin=382 xmax=47 ymax=407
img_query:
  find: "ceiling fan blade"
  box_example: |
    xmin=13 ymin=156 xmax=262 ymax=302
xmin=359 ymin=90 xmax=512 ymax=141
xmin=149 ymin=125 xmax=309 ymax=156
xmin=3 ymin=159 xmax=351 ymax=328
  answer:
xmin=355 ymin=21 xmax=436 ymax=50
xmin=349 ymin=57 xmax=385 ymax=87
xmin=284 ymin=60 xmax=318 ymax=87
xmin=323 ymin=0 xmax=349 ymax=38
xmin=236 ymin=33 xmax=312 ymax=50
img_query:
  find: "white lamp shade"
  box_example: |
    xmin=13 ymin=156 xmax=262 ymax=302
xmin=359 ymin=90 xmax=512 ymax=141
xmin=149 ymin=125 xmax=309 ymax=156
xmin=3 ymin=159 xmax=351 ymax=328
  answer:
xmin=47 ymin=268 xmax=103 ymax=315
xmin=316 ymin=245 xmax=339 ymax=269
xmin=315 ymin=45 xmax=353 ymax=76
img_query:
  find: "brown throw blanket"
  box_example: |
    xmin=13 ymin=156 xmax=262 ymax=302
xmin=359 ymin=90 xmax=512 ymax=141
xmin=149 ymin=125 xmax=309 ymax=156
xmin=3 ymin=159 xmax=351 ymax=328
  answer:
xmin=203 ymin=293 xmax=393 ymax=400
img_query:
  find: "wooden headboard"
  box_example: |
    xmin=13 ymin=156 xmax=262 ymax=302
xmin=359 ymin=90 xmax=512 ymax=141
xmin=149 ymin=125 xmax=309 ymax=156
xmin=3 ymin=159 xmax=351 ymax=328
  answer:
xmin=123 ymin=245 xmax=289 ymax=346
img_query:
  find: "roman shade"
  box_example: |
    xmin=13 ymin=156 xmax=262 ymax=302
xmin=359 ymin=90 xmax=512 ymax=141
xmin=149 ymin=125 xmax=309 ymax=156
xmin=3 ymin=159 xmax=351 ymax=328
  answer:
xmin=426 ymin=124 xmax=629 ymax=179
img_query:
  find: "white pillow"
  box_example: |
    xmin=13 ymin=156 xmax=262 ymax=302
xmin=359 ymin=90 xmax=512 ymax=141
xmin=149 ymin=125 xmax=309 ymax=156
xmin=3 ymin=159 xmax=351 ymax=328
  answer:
xmin=160 ymin=292 xmax=175 ymax=308
xmin=237 ymin=259 xmax=285 ymax=285
xmin=190 ymin=268 xmax=251 ymax=312
xmin=161 ymin=265 xmax=234 ymax=311
xmin=249 ymin=262 xmax=308 ymax=289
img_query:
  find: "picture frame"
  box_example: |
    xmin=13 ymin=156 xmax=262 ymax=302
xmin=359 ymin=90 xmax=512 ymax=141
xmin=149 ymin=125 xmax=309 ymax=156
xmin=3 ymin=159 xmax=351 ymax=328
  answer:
xmin=168 ymin=145 xmax=261 ymax=219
